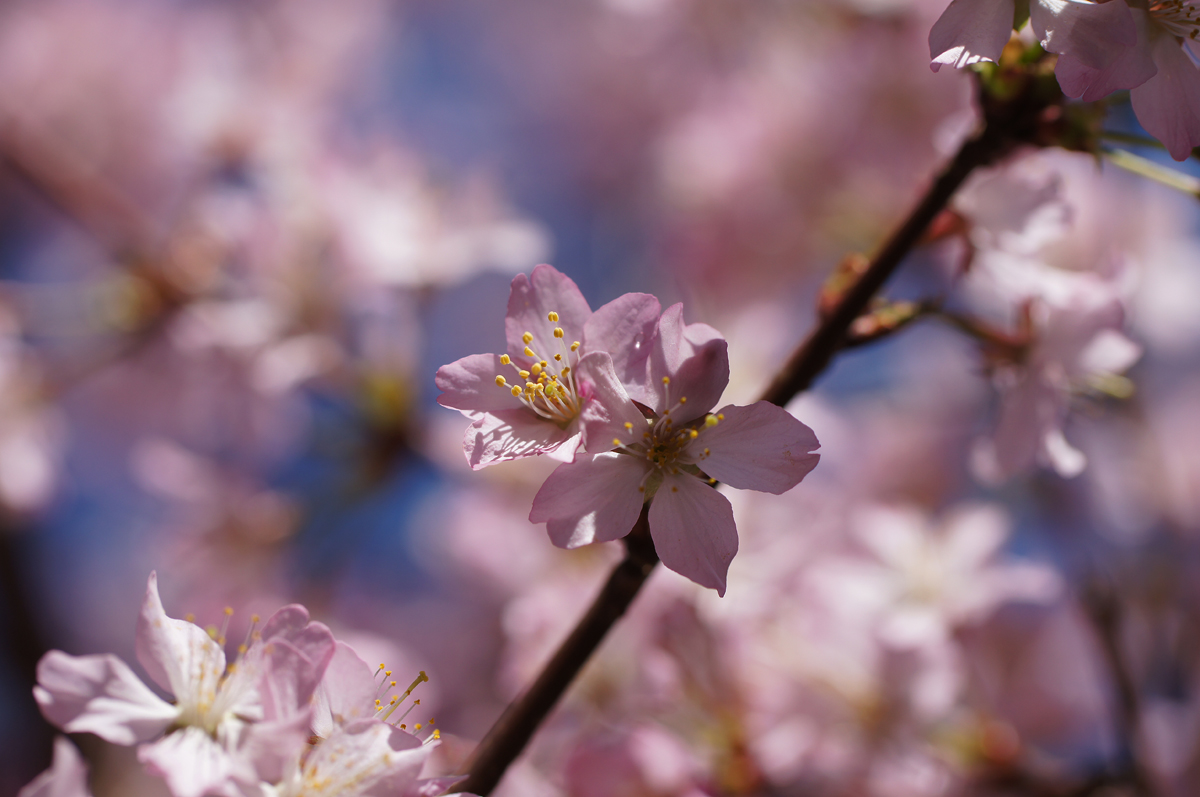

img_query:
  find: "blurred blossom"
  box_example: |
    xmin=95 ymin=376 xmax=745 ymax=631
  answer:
xmin=17 ymin=737 xmax=91 ymax=797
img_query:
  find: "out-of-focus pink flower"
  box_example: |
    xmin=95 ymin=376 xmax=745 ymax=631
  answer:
xmin=33 ymin=572 xmax=336 ymax=797
xmin=17 ymin=737 xmax=92 ymax=797
xmin=564 ymin=724 xmax=706 ymax=797
xmin=970 ymin=260 xmax=1141 ymax=481
xmin=435 ymin=264 xmax=643 ymax=469
xmin=843 ymin=504 xmax=1062 ymax=649
xmin=530 ymin=303 xmax=820 ymax=595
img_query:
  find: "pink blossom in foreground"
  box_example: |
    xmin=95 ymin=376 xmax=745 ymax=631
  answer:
xmin=435 ymin=264 xmax=644 ymax=469
xmin=530 ymin=303 xmax=820 ymax=595
xmin=33 ymin=572 xmax=336 ymax=797
xmin=929 ymin=0 xmax=1023 ymax=71
xmin=18 ymin=737 xmax=92 ymax=797
xmin=1030 ymin=0 xmax=1200 ymax=159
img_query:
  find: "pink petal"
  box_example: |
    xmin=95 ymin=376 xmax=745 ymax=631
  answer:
xmin=530 ymin=453 xmax=649 ymax=548
xmin=306 ymin=720 xmax=430 ymax=797
xmin=18 ymin=737 xmax=92 ymax=797
xmin=463 ymin=408 xmax=575 ymax=469
xmin=929 ymin=0 xmax=1015 ymax=71
xmin=135 ymin=572 xmax=224 ymax=699
xmin=648 ymin=475 xmax=738 ymax=596
xmin=436 ymin=353 xmax=526 ymax=414
xmin=505 ymin=264 xmax=592 ymax=363
xmin=1131 ymin=20 xmax=1200 ymax=160
xmin=1037 ymin=0 xmax=1139 ymax=69
xmin=138 ymin=727 xmax=235 ymax=797
xmin=583 ymin=292 xmax=662 ymax=403
xmin=574 ymin=351 xmax=647 ymax=452
xmin=693 ymin=402 xmax=820 ymax=494
xmin=1050 ymin=4 xmax=1155 ymax=101
xmin=648 ymin=304 xmax=729 ymax=421
xmin=33 ymin=651 xmax=176 ymax=745
xmin=234 ymin=711 xmax=313 ymax=785
xmin=313 ymin=641 xmax=379 ymax=739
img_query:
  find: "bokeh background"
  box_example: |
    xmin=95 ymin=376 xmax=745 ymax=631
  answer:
xmin=2 ymin=0 xmax=1200 ymax=795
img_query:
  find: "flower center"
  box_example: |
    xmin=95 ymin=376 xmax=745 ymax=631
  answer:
xmin=612 ymin=378 xmax=724 ymax=494
xmin=1148 ymin=0 xmax=1200 ymax=39
xmin=177 ymin=607 xmax=263 ymax=734
xmin=493 ymin=310 xmax=584 ymax=427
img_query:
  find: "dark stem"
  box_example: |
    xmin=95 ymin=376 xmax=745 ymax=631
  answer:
xmin=455 ymin=508 xmax=659 ymax=796
xmin=453 ymin=73 xmax=1061 ymax=795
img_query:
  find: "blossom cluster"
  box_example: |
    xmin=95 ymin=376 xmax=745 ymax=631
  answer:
xmin=436 ymin=265 xmax=822 ymax=595
xmin=26 ymin=573 xmax=470 ymax=797
xmin=931 ymin=0 xmax=1200 ymax=158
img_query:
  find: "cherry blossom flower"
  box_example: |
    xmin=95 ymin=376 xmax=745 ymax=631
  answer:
xmin=529 ymin=303 xmax=820 ymax=595
xmin=435 ymin=264 xmax=646 ymax=469
xmin=968 ymin=258 xmax=1141 ymax=481
xmin=18 ymin=737 xmax=92 ymax=797
xmin=33 ymin=572 xmax=336 ymax=797
xmin=1032 ymin=0 xmax=1200 ymax=159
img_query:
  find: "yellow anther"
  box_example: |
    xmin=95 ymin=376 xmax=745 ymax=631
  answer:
xmin=671 ymin=486 xmax=679 ymax=492
xmin=705 ymin=415 xmax=719 ymax=427
xmin=554 ymin=327 xmax=564 ymax=338
xmin=496 ymin=376 xmax=507 ymax=387
xmin=662 ymin=376 xmax=670 ymax=384
xmin=704 ymin=448 xmax=710 ymax=456
xmin=500 ymin=354 xmax=511 ymax=365
xmin=185 ymin=613 xmax=196 ymax=623
xmin=385 ymin=670 xmax=392 ymax=677
xmin=250 ymin=614 xmax=260 ymax=623
xmin=548 ymin=311 xmax=559 ymax=322
xmin=554 ymin=353 xmax=563 ymax=361
xmin=237 ymin=643 xmax=247 ymax=654
xmin=571 ymin=341 xmax=580 ymax=351
xmin=379 ymin=663 xmax=386 ymax=670
xmin=433 ymin=729 xmax=441 ymax=740
xmin=613 ymin=438 xmax=622 ymax=446
xmin=511 ymin=386 xmax=521 ymax=396
xmin=561 ymin=366 xmax=571 ymax=375
xmin=519 ymin=370 xmax=531 ymax=379
xmin=524 ymin=346 xmax=535 ymax=357
xmin=717 ymin=413 xmax=724 ymax=420
xmin=679 ymin=397 xmax=687 ymax=404
xmin=531 ymin=363 xmax=542 ymax=376
xmin=224 ymin=607 xmax=234 ymax=616
xmin=689 ymin=429 xmax=699 ymax=439
xmin=414 ymin=723 xmax=422 ymax=731
xmin=624 ymin=422 xmax=633 ymax=430
xmin=522 ymin=332 xmax=533 ymax=344
xmin=540 ymin=360 xmax=548 ymax=367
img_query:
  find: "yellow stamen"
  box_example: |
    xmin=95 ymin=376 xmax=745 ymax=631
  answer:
xmin=522 ymin=332 xmax=533 ymax=345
